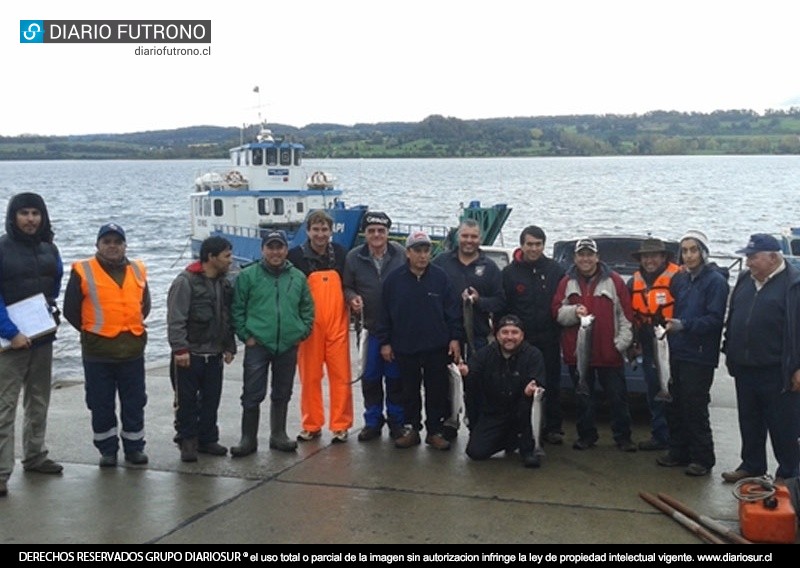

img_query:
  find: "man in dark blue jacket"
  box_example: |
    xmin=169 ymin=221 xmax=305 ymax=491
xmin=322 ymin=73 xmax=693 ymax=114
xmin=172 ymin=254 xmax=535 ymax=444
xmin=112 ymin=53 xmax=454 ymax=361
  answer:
xmin=376 ymin=231 xmax=462 ymax=451
xmin=657 ymin=230 xmax=729 ymax=477
xmin=722 ymin=234 xmax=800 ymax=483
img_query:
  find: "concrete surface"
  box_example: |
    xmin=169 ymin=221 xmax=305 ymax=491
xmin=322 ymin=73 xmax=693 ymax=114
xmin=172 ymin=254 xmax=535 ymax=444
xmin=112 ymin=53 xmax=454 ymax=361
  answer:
xmin=0 ymin=342 xmax=789 ymax=545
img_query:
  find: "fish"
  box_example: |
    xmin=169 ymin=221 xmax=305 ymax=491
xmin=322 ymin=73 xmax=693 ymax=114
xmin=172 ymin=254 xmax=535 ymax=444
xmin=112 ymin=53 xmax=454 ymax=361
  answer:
xmin=530 ymin=385 xmax=546 ymax=457
xmin=574 ymin=314 xmax=595 ymax=397
xmin=653 ymin=324 xmax=673 ymax=402
xmin=353 ymin=311 xmax=368 ymax=383
xmin=445 ymin=362 xmax=463 ymax=431
xmin=462 ymin=294 xmax=476 ymax=360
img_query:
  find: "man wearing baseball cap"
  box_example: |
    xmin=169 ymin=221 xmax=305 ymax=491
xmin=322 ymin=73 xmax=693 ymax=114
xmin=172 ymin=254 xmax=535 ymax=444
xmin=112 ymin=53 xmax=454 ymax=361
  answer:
xmin=722 ymin=233 xmax=800 ymax=483
xmin=64 ymin=223 xmax=151 ymax=467
xmin=461 ymin=315 xmax=546 ymax=468
xmin=376 ymin=230 xmax=463 ymax=451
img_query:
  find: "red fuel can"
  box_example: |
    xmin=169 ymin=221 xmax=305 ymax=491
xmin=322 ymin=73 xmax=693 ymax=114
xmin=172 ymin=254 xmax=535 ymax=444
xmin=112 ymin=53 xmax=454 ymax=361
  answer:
xmin=738 ymin=484 xmax=797 ymax=544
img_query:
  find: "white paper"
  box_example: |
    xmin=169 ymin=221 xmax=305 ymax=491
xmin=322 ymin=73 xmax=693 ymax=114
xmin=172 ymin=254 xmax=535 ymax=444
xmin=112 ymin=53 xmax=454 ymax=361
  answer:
xmin=0 ymin=293 xmax=57 ymax=350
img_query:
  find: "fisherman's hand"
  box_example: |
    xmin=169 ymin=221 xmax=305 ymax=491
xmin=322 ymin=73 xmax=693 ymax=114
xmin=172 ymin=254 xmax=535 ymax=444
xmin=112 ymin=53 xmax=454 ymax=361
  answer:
xmin=380 ymin=344 xmax=394 ymax=362
xmin=665 ymin=318 xmax=684 ymax=333
xmin=245 ymin=337 xmax=257 ymax=347
xmin=174 ymin=352 xmax=191 ymax=368
xmin=575 ymin=304 xmax=588 ymax=317
xmin=448 ymin=340 xmax=461 ymax=363
xmin=462 ymin=287 xmax=478 ymax=304
xmin=457 ymin=362 xmax=469 ymax=376
xmin=349 ymin=296 xmax=363 ymax=313
xmin=524 ymin=380 xmax=538 ymax=397
xmin=10 ymin=333 xmax=31 ymax=349
xmin=223 ymin=351 xmax=234 ymax=365
xmin=626 ymin=343 xmax=641 ymax=361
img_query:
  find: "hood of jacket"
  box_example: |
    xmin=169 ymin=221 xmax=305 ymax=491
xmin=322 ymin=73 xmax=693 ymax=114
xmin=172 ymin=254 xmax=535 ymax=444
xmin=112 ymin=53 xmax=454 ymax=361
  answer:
xmin=5 ymin=192 xmax=54 ymax=244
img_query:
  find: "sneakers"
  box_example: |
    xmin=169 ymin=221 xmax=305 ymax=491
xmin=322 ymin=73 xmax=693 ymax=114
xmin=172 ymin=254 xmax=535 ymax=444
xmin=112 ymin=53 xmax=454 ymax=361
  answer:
xmin=357 ymin=425 xmax=382 ymax=442
xmin=394 ymin=427 xmax=421 ymax=449
xmin=572 ymin=437 xmax=597 ymax=450
xmin=331 ymin=430 xmax=349 ymax=444
xmin=544 ymin=432 xmax=564 ymax=445
xmin=616 ymin=440 xmax=638 ymax=452
xmin=24 ymin=459 xmax=63 ymax=475
xmin=99 ymin=454 xmax=118 ymax=468
xmin=685 ymin=463 xmax=710 ymax=477
xmin=638 ymin=439 xmax=669 ymax=451
xmin=0 ymin=479 xmax=6 ymax=497
xmin=125 ymin=451 xmax=149 ymax=465
xmin=296 ymin=430 xmax=322 ymax=442
xmin=197 ymin=442 xmax=228 ymax=456
xmin=721 ymin=469 xmax=758 ymax=483
xmin=656 ymin=454 xmax=689 ymax=467
xmin=425 ymin=433 xmax=451 ymax=451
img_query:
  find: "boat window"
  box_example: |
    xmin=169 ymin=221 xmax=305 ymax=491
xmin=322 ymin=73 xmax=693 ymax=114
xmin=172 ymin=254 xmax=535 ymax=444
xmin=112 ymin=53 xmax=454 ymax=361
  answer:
xmin=266 ymin=147 xmax=277 ymax=165
xmin=213 ymin=199 xmax=223 ymax=216
xmin=273 ymin=198 xmax=285 ymax=215
xmin=294 ymin=148 xmax=302 ymax=166
xmin=258 ymin=199 xmax=270 ymax=215
xmin=791 ymin=240 xmax=800 ymax=256
xmin=252 ymin=148 xmax=263 ymax=166
xmin=280 ymin=149 xmax=291 ymax=166
xmin=296 ymin=202 xmax=304 ymax=213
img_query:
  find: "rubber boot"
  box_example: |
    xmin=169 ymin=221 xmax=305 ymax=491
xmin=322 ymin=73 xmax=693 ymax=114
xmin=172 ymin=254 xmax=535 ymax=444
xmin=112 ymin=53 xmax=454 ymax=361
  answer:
xmin=230 ymin=406 xmax=260 ymax=458
xmin=269 ymin=401 xmax=298 ymax=452
xmin=180 ymin=437 xmax=198 ymax=462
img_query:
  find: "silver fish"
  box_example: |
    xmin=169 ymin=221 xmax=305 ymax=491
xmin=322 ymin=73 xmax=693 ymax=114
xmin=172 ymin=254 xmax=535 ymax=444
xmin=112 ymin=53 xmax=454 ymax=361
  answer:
xmin=462 ymin=295 xmax=476 ymax=358
xmin=445 ymin=362 xmax=463 ymax=431
xmin=530 ymin=386 xmax=546 ymax=457
xmin=354 ymin=312 xmax=368 ymax=382
xmin=653 ymin=324 xmax=673 ymax=402
xmin=575 ymin=314 xmax=595 ymax=397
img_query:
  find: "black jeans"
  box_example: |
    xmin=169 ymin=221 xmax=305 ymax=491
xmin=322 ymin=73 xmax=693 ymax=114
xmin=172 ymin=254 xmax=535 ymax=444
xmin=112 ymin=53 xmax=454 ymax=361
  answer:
xmin=396 ymin=348 xmax=449 ymax=434
xmin=665 ymin=360 xmax=715 ymax=468
xmin=570 ymin=365 xmax=632 ymax=444
xmin=173 ymin=353 xmax=224 ymax=444
xmin=466 ymin=397 xmax=535 ymax=460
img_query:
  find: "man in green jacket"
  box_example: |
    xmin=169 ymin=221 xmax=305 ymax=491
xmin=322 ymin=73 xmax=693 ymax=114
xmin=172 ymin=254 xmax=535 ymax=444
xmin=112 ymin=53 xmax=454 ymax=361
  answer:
xmin=230 ymin=230 xmax=314 ymax=456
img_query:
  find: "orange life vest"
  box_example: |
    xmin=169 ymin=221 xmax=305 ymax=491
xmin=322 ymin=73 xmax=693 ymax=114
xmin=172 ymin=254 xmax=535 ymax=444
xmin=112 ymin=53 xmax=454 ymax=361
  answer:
xmin=630 ymin=262 xmax=678 ymax=324
xmin=72 ymin=257 xmax=147 ymax=338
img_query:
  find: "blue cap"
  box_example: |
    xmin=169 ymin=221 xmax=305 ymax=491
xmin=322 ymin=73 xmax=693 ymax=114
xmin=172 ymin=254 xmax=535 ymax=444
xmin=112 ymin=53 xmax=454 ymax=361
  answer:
xmin=262 ymin=229 xmax=288 ymax=247
xmin=97 ymin=223 xmax=126 ymax=242
xmin=736 ymin=233 xmax=780 ymax=255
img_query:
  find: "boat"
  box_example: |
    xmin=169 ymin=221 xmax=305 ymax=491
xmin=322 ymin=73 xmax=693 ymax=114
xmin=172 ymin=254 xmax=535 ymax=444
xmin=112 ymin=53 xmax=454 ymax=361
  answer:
xmin=780 ymin=227 xmax=800 ymax=268
xmin=189 ymin=123 xmax=512 ymax=264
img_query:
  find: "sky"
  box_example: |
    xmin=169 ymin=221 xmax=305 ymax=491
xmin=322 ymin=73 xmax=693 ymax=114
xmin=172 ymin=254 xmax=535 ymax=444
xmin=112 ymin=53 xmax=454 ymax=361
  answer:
xmin=5 ymin=0 xmax=800 ymax=136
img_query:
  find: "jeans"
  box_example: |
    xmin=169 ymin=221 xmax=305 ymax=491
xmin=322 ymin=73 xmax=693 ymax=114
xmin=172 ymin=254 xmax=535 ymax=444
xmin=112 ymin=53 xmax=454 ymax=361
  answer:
xmin=172 ymin=353 xmax=224 ymax=444
xmin=570 ymin=365 xmax=632 ymax=444
xmin=396 ymin=348 xmax=449 ymax=434
xmin=241 ymin=344 xmax=297 ymax=409
xmin=360 ymin=334 xmax=403 ymax=429
xmin=665 ymin=360 xmax=715 ymax=468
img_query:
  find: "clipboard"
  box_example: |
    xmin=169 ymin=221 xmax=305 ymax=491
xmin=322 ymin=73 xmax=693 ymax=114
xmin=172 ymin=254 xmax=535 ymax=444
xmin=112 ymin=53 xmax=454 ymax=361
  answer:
xmin=0 ymin=293 xmax=57 ymax=350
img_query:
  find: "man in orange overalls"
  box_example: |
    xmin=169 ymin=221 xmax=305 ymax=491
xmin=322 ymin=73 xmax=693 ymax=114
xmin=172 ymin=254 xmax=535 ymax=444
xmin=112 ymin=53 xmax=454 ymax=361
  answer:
xmin=288 ymin=211 xmax=352 ymax=442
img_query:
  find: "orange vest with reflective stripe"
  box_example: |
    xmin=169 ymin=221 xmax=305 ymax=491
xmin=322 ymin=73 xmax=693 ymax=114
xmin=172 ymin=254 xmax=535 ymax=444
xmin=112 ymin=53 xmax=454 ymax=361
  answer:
xmin=631 ymin=262 xmax=679 ymax=324
xmin=72 ymin=258 xmax=147 ymax=338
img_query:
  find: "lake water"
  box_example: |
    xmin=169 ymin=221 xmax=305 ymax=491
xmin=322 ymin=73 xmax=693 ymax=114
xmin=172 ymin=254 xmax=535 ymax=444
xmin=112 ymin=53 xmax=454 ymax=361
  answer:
xmin=0 ymin=155 xmax=797 ymax=381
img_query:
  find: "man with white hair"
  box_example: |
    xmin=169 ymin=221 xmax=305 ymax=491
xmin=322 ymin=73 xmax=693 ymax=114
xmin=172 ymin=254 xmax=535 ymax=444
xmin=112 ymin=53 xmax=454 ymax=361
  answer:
xmin=722 ymin=233 xmax=800 ymax=483
xmin=657 ymin=229 xmax=728 ymax=477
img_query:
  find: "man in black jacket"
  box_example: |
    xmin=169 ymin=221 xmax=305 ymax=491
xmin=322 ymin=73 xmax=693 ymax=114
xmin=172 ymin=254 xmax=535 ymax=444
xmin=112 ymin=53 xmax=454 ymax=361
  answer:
xmin=0 ymin=193 xmax=64 ymax=496
xmin=501 ymin=226 xmax=565 ymax=445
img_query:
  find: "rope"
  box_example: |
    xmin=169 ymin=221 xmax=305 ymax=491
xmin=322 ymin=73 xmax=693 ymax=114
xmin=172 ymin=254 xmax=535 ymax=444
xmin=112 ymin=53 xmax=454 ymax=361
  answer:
xmin=732 ymin=476 xmax=778 ymax=502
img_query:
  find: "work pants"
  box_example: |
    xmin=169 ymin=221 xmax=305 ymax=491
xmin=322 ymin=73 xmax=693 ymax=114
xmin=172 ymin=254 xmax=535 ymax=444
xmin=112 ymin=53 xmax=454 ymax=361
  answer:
xmin=0 ymin=344 xmax=53 ymax=479
xmin=83 ymin=357 xmax=147 ymax=456
xmin=241 ymin=344 xmax=297 ymax=409
xmin=733 ymin=365 xmax=800 ymax=479
xmin=466 ymin=398 xmax=535 ymax=460
xmin=396 ymin=348 xmax=449 ymax=434
xmin=361 ymin=334 xmax=403 ymax=429
xmin=571 ymin=365 xmax=632 ymax=444
xmin=665 ymin=360 xmax=715 ymax=468
xmin=172 ymin=353 xmax=224 ymax=444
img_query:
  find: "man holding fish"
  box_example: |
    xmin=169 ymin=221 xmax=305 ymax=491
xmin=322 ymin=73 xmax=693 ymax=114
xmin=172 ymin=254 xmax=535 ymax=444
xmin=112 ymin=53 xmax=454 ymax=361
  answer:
xmin=343 ymin=212 xmax=407 ymax=442
xmin=433 ymin=219 xmax=505 ymax=439
xmin=628 ymin=238 xmax=680 ymax=452
xmin=552 ymin=238 xmax=637 ymax=452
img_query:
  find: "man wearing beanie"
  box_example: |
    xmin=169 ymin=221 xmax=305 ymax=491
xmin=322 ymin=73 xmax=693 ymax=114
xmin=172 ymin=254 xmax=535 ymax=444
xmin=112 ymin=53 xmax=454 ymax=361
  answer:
xmin=657 ymin=229 xmax=729 ymax=477
xmin=461 ymin=315 xmax=546 ymax=468
xmin=64 ymin=223 xmax=151 ymax=468
xmin=0 ymin=193 xmax=64 ymax=496
xmin=343 ymin=212 xmax=407 ymax=441
xmin=722 ymin=233 xmax=800 ymax=483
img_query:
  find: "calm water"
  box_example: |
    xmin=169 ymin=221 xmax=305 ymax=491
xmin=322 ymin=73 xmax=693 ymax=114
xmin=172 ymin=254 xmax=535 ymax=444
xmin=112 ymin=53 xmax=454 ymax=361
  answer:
xmin=0 ymin=155 xmax=797 ymax=380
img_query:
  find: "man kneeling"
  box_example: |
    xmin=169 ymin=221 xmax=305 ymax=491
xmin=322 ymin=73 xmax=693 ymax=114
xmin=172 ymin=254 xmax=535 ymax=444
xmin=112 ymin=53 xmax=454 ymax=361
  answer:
xmin=461 ymin=315 xmax=545 ymax=468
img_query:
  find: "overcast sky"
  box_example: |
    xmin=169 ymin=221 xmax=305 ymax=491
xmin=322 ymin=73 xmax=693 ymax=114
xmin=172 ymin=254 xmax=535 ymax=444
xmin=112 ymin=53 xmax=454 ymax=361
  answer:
xmin=5 ymin=0 xmax=799 ymax=136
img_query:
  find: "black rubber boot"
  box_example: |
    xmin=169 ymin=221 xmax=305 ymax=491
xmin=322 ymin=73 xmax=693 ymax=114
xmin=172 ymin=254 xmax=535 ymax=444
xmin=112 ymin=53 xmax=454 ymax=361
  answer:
xmin=230 ymin=406 xmax=260 ymax=457
xmin=269 ymin=401 xmax=297 ymax=452
xmin=180 ymin=437 xmax=198 ymax=462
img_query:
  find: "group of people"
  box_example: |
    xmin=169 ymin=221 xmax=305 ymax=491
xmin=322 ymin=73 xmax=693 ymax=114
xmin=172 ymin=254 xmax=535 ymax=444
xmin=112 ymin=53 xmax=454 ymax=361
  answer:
xmin=1 ymin=192 xmax=798 ymax=498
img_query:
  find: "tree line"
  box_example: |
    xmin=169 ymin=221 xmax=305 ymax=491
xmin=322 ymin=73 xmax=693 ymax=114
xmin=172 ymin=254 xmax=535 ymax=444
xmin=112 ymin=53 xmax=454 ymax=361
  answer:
xmin=2 ymin=108 xmax=800 ymax=160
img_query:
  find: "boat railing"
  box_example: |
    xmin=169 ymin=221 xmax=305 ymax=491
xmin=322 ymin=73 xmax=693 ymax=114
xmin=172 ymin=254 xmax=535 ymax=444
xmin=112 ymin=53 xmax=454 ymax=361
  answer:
xmin=389 ymin=221 xmax=451 ymax=241
xmin=213 ymin=224 xmax=261 ymax=239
